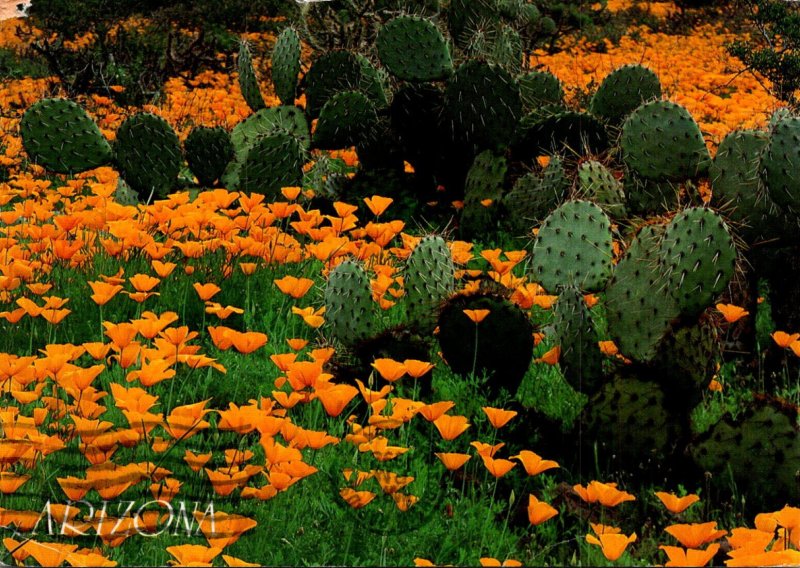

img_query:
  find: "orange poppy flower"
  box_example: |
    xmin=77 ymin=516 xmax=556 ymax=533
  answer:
xmin=463 ymin=309 xmax=490 ymax=324
xmin=435 ymin=452 xmax=471 ymax=471
xmin=358 ymin=436 xmax=409 ymax=461
xmin=482 ymin=406 xmax=518 ymax=429
xmin=725 ymin=550 xmax=800 ymax=567
xmin=664 ymin=522 xmax=727 ymax=549
xmin=471 ymin=441 xmax=505 ymax=457
xmin=392 ymin=492 xmax=419 ymax=512
xmin=340 ymin=487 xmax=376 ymax=509
xmin=0 ymin=472 xmax=30 ymax=494
xmin=512 ymin=450 xmax=560 ymax=476
xmin=274 ymin=276 xmax=314 ymax=299
xmin=403 ymin=359 xmax=434 ymax=378
xmin=230 ymin=331 xmax=268 ymax=354
xmin=598 ymin=340 xmax=619 ymax=357
xmin=527 ymin=494 xmax=558 ymax=525
xmin=315 ymin=383 xmax=358 ymax=417
xmin=152 ymin=260 xmax=177 ymax=278
xmin=166 ymin=544 xmax=222 ymax=567
xmin=585 ymin=532 xmax=637 ymax=562
xmin=659 ymin=543 xmax=720 ymax=567
xmin=364 ymin=195 xmax=393 ymax=216
xmin=371 ymin=358 xmax=407 ymax=382
xmin=287 ymin=338 xmax=308 ymax=351
xmin=372 ymin=470 xmax=414 ymax=494
xmin=479 ymin=558 xmax=521 ymax=567
xmin=355 ymin=379 xmax=393 ymax=403
xmin=184 ymin=450 xmax=213 ymax=472
xmin=291 ymin=306 xmax=325 ymax=328
xmin=573 ymin=481 xmax=636 ymax=507
xmin=480 ymin=455 xmax=516 ymax=478
xmin=222 ymin=555 xmax=261 ymax=567
xmin=418 ymin=400 xmax=455 ymax=422
xmin=654 ymin=491 xmax=700 ymax=514
xmin=716 ymin=303 xmax=749 ymax=323
xmin=129 ymin=274 xmax=160 ymax=293
xmin=194 ymin=511 xmax=258 ymax=549
xmin=193 ymin=282 xmax=221 ymax=301
xmin=536 ymin=346 xmax=561 ymax=365
xmin=434 ymin=414 xmax=471 ymax=441
xmin=772 ymin=331 xmax=800 ymax=349
xmin=89 ymin=281 xmax=123 ymax=306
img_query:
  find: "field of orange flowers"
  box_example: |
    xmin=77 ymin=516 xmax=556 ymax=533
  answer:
xmin=0 ymin=2 xmax=798 ymax=567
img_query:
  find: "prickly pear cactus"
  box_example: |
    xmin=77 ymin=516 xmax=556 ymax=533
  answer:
xmin=238 ymin=133 xmax=304 ymax=198
xmin=377 ymin=16 xmax=453 ymax=81
xmin=325 ymin=259 xmax=380 ymax=349
xmin=184 ymin=126 xmax=233 ymax=187
xmin=444 ymin=60 xmax=521 ymax=152
xmin=238 ymin=41 xmax=266 ymax=113
xmin=710 ymin=130 xmax=783 ymax=243
xmin=552 ymin=286 xmax=604 ymax=395
xmin=114 ymin=112 xmax=182 ymax=201
xmin=313 ymin=91 xmax=378 ymax=150
xmin=437 ymin=292 xmax=534 ymax=397
xmin=518 ymin=70 xmax=564 ymax=113
xmin=578 ymin=161 xmax=626 ymax=218
xmin=115 ymin=177 xmax=139 ymax=206
xmin=583 ymin=376 xmax=685 ymax=468
xmin=222 ymin=106 xmax=310 ymax=190
xmin=652 ymin=319 xmax=721 ymax=413
xmin=530 ymin=200 xmax=614 ymax=293
xmin=447 ymin=0 xmax=499 ymax=47
xmin=689 ymin=396 xmax=800 ymax=503
xmin=760 ymin=116 xmax=800 ymax=211
xmin=304 ymin=51 xmax=386 ymax=119
xmin=502 ymin=155 xmax=569 ymax=233
xmin=625 ymin=171 xmax=681 ymax=216
xmin=605 ymin=225 xmax=678 ymax=362
xmin=589 ymin=64 xmax=662 ymax=124
xmin=513 ymin=111 xmax=609 ymax=161
xmin=461 ymin=150 xmax=507 ymax=239
xmin=404 ymin=236 xmax=455 ymax=334
xmin=621 ymin=100 xmax=710 ymax=181
xmin=660 ymin=207 xmax=737 ymax=318
xmin=20 ymin=98 xmax=112 ymax=174
xmin=272 ymin=28 xmax=301 ymax=106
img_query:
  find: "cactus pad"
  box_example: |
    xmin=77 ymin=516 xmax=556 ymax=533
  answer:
xmin=325 ymin=260 xmax=380 ymax=349
xmin=578 ymin=160 xmax=626 ymax=218
xmin=461 ymin=150 xmax=507 ymax=239
xmin=184 ymin=126 xmax=233 ymax=187
xmin=377 ymin=16 xmax=453 ymax=81
xmin=304 ymin=51 xmax=385 ymax=119
xmin=404 ymin=236 xmax=456 ymax=334
xmin=437 ymin=293 xmax=534 ymax=397
xmin=313 ymin=91 xmax=378 ymax=150
xmin=513 ymin=111 xmax=609 ymax=161
xmin=239 ymin=133 xmax=304 ymax=198
xmin=552 ymin=286 xmax=604 ymax=395
xmin=605 ymin=225 xmax=678 ymax=362
xmin=114 ymin=112 xmax=182 ymax=201
xmin=760 ymin=115 xmax=800 ymax=211
xmin=589 ymin=64 xmax=662 ymax=124
xmin=659 ymin=207 xmax=737 ymax=318
xmin=20 ymin=98 xmax=112 ymax=174
xmin=502 ymin=155 xmax=569 ymax=233
xmin=518 ymin=70 xmax=564 ymax=113
xmin=530 ymin=200 xmax=614 ymax=293
xmin=444 ymin=60 xmax=521 ymax=152
xmin=238 ymin=41 xmax=265 ymax=113
xmin=272 ymin=27 xmax=301 ymax=106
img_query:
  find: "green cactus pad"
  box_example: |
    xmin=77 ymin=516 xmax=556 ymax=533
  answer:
xmin=512 ymin=111 xmax=609 ymax=161
xmin=660 ymin=207 xmax=737 ymax=318
xmin=313 ymin=91 xmax=378 ymax=150
xmin=20 ymin=98 xmax=112 ymax=174
xmin=114 ymin=177 xmax=139 ymax=207
xmin=518 ymin=70 xmax=565 ymax=113
xmin=324 ymin=259 xmax=380 ymax=349
xmin=530 ymin=200 xmax=614 ymax=293
xmin=461 ymin=150 xmax=508 ymax=239
xmin=689 ymin=397 xmax=800 ymax=503
xmin=184 ymin=126 xmax=233 ymax=187
xmin=272 ymin=28 xmax=301 ymax=106
xmin=502 ymin=155 xmax=569 ymax=233
xmin=621 ymin=100 xmax=710 ymax=181
xmin=761 ymin=116 xmax=800 ymax=211
xmin=114 ymin=112 xmax=182 ymax=201
xmin=222 ymin=106 xmax=309 ymax=190
xmin=583 ymin=377 xmax=684 ymax=467
xmin=625 ymin=171 xmax=681 ymax=216
xmin=377 ymin=16 xmax=453 ymax=81
xmin=710 ymin=130 xmax=783 ymax=242
xmin=238 ymin=133 xmax=304 ymax=198
xmin=448 ymin=0 xmax=499 ymax=47
xmin=238 ymin=41 xmax=265 ymax=113
xmin=589 ymin=64 xmax=662 ymax=124
xmin=444 ymin=60 xmax=521 ymax=152
xmin=404 ymin=236 xmax=456 ymax=334
xmin=304 ymin=51 xmax=386 ymax=119
xmin=578 ymin=161 xmax=626 ymax=218
xmin=553 ymin=286 xmax=604 ymax=395
xmin=605 ymin=225 xmax=678 ymax=362
xmin=437 ymin=293 xmax=534 ymax=397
